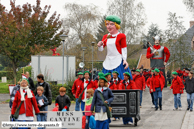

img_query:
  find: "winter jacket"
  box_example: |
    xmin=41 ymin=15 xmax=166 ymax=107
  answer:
xmin=133 ymin=75 xmax=146 ymax=90
xmin=118 ymin=80 xmax=136 ymax=90
xmin=150 ymin=74 xmax=165 ymax=92
xmin=185 ymin=77 xmax=194 ymax=94
xmin=170 ymin=76 xmax=184 ymax=94
xmin=93 ymin=78 xmax=99 ymax=89
xmin=35 ymin=94 xmax=49 ymax=112
xmin=55 ymin=94 xmax=71 ymax=111
xmin=111 ymin=77 xmax=122 ymax=89
xmin=76 ymin=79 xmax=94 ymax=100
xmin=11 ymin=90 xmax=40 ymax=116
xmin=91 ymin=88 xmax=114 ymax=113
xmin=28 ymin=77 xmax=35 ymax=91
xmin=146 ymin=76 xmax=152 ymax=93
xmin=10 ymin=85 xmax=20 ymax=102
xmin=108 ymin=81 xmax=117 ymax=90
xmin=71 ymin=78 xmax=82 ymax=98
xmin=35 ymin=82 xmax=52 ymax=105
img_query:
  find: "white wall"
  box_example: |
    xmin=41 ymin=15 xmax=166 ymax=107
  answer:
xmin=31 ymin=56 xmax=75 ymax=83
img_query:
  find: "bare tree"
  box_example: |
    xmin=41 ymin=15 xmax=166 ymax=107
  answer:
xmin=107 ymin=0 xmax=147 ymax=44
xmin=183 ymin=0 xmax=194 ymax=17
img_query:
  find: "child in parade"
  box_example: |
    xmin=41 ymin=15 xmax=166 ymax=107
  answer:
xmin=133 ymin=69 xmax=146 ymax=108
xmin=185 ymin=71 xmax=194 ymax=111
xmin=146 ymin=70 xmax=155 ymax=108
xmin=111 ymin=71 xmax=122 ymax=90
xmin=55 ymin=87 xmax=71 ymax=111
xmin=85 ymin=88 xmax=94 ymax=129
xmin=104 ymin=73 xmax=117 ymax=90
xmin=11 ymin=79 xmax=40 ymax=129
xmin=91 ymin=76 xmax=114 ymax=129
xmin=118 ymin=72 xmax=136 ymax=125
xmin=72 ymin=72 xmax=83 ymax=111
xmin=35 ymin=86 xmax=49 ymax=129
xmin=170 ymin=71 xmax=184 ymax=111
xmin=150 ymin=68 xmax=165 ymax=111
xmin=76 ymin=71 xmax=94 ymax=112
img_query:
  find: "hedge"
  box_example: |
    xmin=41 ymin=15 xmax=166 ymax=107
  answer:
xmin=0 ymin=71 xmax=14 ymax=80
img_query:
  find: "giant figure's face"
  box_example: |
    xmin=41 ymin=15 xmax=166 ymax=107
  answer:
xmin=154 ymin=40 xmax=160 ymax=46
xmin=106 ymin=21 xmax=117 ymax=34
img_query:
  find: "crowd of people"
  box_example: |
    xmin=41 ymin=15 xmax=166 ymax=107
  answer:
xmin=8 ymin=67 xmax=194 ymax=129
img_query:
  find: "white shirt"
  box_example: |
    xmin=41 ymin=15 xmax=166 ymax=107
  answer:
xmin=83 ymin=79 xmax=90 ymax=102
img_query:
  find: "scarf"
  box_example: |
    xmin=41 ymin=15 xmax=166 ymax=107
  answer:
xmin=20 ymin=86 xmax=33 ymax=101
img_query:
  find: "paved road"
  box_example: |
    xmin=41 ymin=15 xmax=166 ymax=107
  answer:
xmin=0 ymin=88 xmax=193 ymax=129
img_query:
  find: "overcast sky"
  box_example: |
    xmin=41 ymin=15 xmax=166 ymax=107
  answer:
xmin=0 ymin=0 xmax=193 ymax=32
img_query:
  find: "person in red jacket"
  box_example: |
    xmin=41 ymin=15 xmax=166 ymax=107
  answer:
xmin=150 ymin=68 xmax=165 ymax=111
xmin=93 ymin=72 xmax=104 ymax=89
xmin=118 ymin=72 xmax=136 ymax=90
xmin=11 ymin=79 xmax=40 ymax=124
xmin=146 ymin=70 xmax=155 ymax=108
xmin=76 ymin=71 xmax=94 ymax=112
xmin=104 ymin=73 xmax=117 ymax=90
xmin=72 ymin=72 xmax=83 ymax=111
xmin=131 ymin=69 xmax=136 ymax=79
xmin=146 ymin=35 xmax=170 ymax=87
xmin=111 ymin=71 xmax=122 ymax=90
xmin=118 ymin=72 xmax=136 ymax=125
xmin=134 ymin=69 xmax=145 ymax=107
xmin=170 ymin=71 xmax=184 ymax=110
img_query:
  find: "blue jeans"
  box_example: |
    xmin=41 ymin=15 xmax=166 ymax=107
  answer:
xmin=85 ymin=116 xmax=90 ymax=129
xmin=37 ymin=114 xmax=46 ymax=129
xmin=122 ymin=117 xmax=133 ymax=124
xmin=81 ymin=101 xmax=85 ymax=115
xmin=17 ymin=120 xmax=33 ymax=129
xmin=174 ymin=94 xmax=182 ymax=109
xmin=153 ymin=87 xmax=162 ymax=108
xmin=151 ymin=92 xmax=155 ymax=105
xmin=140 ymin=90 xmax=143 ymax=106
xmin=187 ymin=93 xmax=194 ymax=110
xmin=75 ymin=98 xmax=80 ymax=111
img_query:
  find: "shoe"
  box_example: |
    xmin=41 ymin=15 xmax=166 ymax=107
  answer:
xmin=155 ymin=108 xmax=158 ymax=111
xmin=179 ymin=107 xmax=182 ymax=111
xmin=152 ymin=105 xmax=155 ymax=108
xmin=160 ymin=106 xmax=162 ymax=110
xmin=140 ymin=106 xmax=142 ymax=108
xmin=128 ymin=122 xmax=133 ymax=125
xmin=187 ymin=108 xmax=190 ymax=110
xmin=173 ymin=108 xmax=178 ymax=111
xmin=113 ymin=118 xmax=116 ymax=121
xmin=190 ymin=109 xmax=193 ymax=112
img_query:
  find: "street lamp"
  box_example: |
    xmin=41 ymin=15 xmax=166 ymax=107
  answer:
xmin=60 ymin=34 xmax=68 ymax=86
xmin=82 ymin=47 xmax=87 ymax=72
xmin=91 ymin=42 xmax=95 ymax=80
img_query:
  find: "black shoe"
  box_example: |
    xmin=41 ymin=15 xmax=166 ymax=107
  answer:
xmin=155 ymin=108 xmax=158 ymax=111
xmin=190 ymin=109 xmax=193 ymax=112
xmin=187 ymin=108 xmax=190 ymax=110
xmin=160 ymin=106 xmax=162 ymax=110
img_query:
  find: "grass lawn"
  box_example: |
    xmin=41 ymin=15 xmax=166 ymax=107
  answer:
xmin=0 ymin=83 xmax=9 ymax=94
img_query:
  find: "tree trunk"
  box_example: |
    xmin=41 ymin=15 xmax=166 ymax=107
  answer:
xmin=12 ymin=61 xmax=17 ymax=85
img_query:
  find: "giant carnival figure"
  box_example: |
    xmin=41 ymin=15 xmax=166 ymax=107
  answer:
xmin=97 ymin=15 xmax=132 ymax=79
xmin=146 ymin=36 xmax=170 ymax=87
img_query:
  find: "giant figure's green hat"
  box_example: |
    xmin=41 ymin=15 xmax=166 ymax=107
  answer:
xmin=106 ymin=15 xmax=121 ymax=25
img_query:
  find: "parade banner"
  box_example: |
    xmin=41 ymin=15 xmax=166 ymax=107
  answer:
xmin=47 ymin=111 xmax=82 ymax=128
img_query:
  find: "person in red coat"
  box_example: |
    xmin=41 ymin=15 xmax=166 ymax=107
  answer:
xmin=93 ymin=72 xmax=104 ymax=89
xmin=133 ymin=69 xmax=145 ymax=107
xmin=111 ymin=71 xmax=122 ymax=90
xmin=118 ymin=72 xmax=136 ymax=90
xmin=147 ymin=70 xmax=155 ymax=108
xmin=72 ymin=72 xmax=83 ymax=111
xmin=146 ymin=35 xmax=170 ymax=87
xmin=170 ymin=71 xmax=184 ymax=110
xmin=104 ymin=73 xmax=117 ymax=90
xmin=118 ymin=72 xmax=136 ymax=125
xmin=131 ymin=69 xmax=136 ymax=79
xmin=150 ymin=68 xmax=165 ymax=111
xmin=76 ymin=71 xmax=94 ymax=112
xmin=11 ymin=79 xmax=40 ymax=124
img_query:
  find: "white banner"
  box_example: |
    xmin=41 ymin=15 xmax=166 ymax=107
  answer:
xmin=47 ymin=111 xmax=82 ymax=128
xmin=1 ymin=122 xmax=62 ymax=128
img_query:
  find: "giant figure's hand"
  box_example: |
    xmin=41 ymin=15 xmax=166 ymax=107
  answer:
xmin=97 ymin=41 xmax=103 ymax=47
xmin=123 ymin=60 xmax=128 ymax=70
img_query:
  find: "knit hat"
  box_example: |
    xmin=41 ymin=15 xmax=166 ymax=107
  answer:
xmin=20 ymin=78 xmax=29 ymax=84
xmin=84 ymin=71 xmax=91 ymax=76
xmin=106 ymin=15 xmax=121 ymax=25
xmin=98 ymin=72 xmax=104 ymax=77
xmin=104 ymin=73 xmax=111 ymax=77
xmin=123 ymin=72 xmax=131 ymax=77
xmin=112 ymin=71 xmax=119 ymax=75
xmin=136 ymin=69 xmax=141 ymax=72
xmin=99 ymin=76 xmax=108 ymax=82
xmin=77 ymin=72 xmax=83 ymax=75
xmin=172 ymin=71 xmax=178 ymax=75
xmin=154 ymin=68 xmax=160 ymax=73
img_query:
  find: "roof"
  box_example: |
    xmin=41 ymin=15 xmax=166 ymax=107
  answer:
xmin=136 ymin=54 xmax=150 ymax=69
